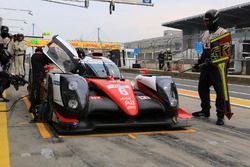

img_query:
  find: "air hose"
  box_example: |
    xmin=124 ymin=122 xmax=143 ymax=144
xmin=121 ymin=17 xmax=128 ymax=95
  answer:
xmin=0 ymin=95 xmax=29 ymax=120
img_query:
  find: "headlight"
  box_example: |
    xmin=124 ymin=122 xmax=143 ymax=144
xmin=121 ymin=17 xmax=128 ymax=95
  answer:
xmin=163 ymin=83 xmax=171 ymax=91
xmin=164 ymin=83 xmax=178 ymax=107
xmin=170 ymin=99 xmax=178 ymax=107
xmin=68 ymin=81 xmax=78 ymax=90
xmin=68 ymin=99 xmax=78 ymax=109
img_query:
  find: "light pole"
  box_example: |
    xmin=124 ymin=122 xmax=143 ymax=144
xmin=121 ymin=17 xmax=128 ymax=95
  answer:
xmin=32 ymin=23 xmax=35 ymax=36
xmin=97 ymin=27 xmax=100 ymax=42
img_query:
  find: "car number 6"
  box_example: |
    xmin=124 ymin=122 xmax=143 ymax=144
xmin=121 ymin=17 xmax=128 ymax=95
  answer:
xmin=118 ymin=87 xmax=128 ymax=95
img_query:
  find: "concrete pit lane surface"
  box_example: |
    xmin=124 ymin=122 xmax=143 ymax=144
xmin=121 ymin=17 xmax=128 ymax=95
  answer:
xmin=1 ymin=74 xmax=250 ymax=167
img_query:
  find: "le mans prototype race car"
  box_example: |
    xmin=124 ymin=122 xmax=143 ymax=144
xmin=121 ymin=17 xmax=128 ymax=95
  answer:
xmin=40 ymin=35 xmax=191 ymax=134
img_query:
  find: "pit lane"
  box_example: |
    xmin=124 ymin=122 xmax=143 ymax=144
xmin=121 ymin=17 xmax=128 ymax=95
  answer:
xmin=1 ymin=75 xmax=250 ymax=167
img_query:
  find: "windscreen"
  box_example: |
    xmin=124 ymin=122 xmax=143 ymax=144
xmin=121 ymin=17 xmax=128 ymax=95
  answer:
xmin=84 ymin=59 xmax=121 ymax=78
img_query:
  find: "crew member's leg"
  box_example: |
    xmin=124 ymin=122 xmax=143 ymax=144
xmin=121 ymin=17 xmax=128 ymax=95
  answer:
xmin=18 ymin=55 xmax=24 ymax=77
xmin=167 ymin=62 xmax=170 ymax=71
xmin=211 ymin=70 xmax=225 ymax=125
xmin=0 ymin=78 xmax=11 ymax=102
xmin=14 ymin=56 xmax=19 ymax=75
xmin=193 ymin=70 xmax=211 ymax=117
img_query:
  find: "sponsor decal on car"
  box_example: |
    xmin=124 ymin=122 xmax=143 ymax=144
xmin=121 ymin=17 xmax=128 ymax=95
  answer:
xmin=138 ymin=96 xmax=151 ymax=100
xmin=124 ymin=100 xmax=135 ymax=105
xmin=120 ymin=97 xmax=134 ymax=101
xmin=53 ymin=80 xmax=60 ymax=85
xmin=107 ymin=84 xmax=131 ymax=89
xmin=89 ymin=96 xmax=103 ymax=100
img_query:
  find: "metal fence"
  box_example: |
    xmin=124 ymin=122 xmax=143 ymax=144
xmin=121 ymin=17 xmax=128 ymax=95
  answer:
xmin=123 ymin=29 xmax=250 ymax=74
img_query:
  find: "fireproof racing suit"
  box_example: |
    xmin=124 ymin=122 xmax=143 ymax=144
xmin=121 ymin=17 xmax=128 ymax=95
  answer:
xmin=0 ymin=36 xmax=11 ymax=101
xmin=198 ymin=27 xmax=229 ymax=119
xmin=29 ymin=51 xmax=51 ymax=115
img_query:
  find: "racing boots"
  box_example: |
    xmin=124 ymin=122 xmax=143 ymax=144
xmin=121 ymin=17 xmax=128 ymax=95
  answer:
xmin=216 ymin=118 xmax=224 ymax=126
xmin=216 ymin=112 xmax=225 ymax=126
xmin=0 ymin=91 xmax=9 ymax=102
xmin=0 ymin=96 xmax=10 ymax=102
xmin=192 ymin=110 xmax=210 ymax=118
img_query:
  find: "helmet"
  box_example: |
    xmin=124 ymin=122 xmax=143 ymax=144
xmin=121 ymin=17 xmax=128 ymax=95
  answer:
xmin=1 ymin=26 xmax=9 ymax=33
xmin=1 ymin=26 xmax=9 ymax=38
xmin=203 ymin=9 xmax=219 ymax=31
xmin=13 ymin=34 xmax=18 ymax=41
xmin=35 ymin=47 xmax=43 ymax=53
xmin=75 ymin=47 xmax=85 ymax=59
xmin=16 ymin=33 xmax=24 ymax=41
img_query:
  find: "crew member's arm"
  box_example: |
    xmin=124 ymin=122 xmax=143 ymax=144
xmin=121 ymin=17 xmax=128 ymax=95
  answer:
xmin=0 ymin=71 xmax=10 ymax=78
xmin=19 ymin=41 xmax=27 ymax=52
xmin=13 ymin=41 xmax=18 ymax=52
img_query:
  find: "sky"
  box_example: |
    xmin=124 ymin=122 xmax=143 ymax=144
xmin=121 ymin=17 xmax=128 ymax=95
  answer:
xmin=0 ymin=0 xmax=250 ymax=43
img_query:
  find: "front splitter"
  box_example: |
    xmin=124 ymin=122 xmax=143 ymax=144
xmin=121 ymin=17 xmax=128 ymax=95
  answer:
xmin=49 ymin=119 xmax=191 ymax=136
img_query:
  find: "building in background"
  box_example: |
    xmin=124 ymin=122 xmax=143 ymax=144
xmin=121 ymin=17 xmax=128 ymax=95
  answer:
xmin=124 ymin=29 xmax=182 ymax=62
xmin=125 ymin=2 xmax=250 ymax=74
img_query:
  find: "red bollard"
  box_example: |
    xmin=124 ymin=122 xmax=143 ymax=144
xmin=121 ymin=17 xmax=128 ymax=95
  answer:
xmin=178 ymin=64 xmax=184 ymax=72
xmin=139 ymin=68 xmax=150 ymax=74
xmin=169 ymin=64 xmax=172 ymax=73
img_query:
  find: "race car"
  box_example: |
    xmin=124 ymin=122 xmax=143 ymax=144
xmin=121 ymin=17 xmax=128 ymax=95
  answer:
xmin=41 ymin=35 xmax=191 ymax=134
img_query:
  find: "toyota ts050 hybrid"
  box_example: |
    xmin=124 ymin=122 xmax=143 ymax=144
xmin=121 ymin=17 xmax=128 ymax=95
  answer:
xmin=39 ymin=35 xmax=191 ymax=134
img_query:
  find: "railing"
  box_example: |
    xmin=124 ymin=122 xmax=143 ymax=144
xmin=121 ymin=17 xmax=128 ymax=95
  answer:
xmin=120 ymin=55 xmax=250 ymax=75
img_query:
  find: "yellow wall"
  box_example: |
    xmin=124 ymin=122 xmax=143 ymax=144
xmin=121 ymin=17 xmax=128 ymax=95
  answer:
xmin=25 ymin=39 xmax=121 ymax=50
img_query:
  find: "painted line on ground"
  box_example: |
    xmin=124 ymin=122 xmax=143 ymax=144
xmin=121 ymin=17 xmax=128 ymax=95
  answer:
xmin=176 ymin=83 xmax=250 ymax=97
xmin=22 ymin=97 xmax=52 ymax=139
xmin=173 ymin=77 xmax=250 ymax=88
xmin=0 ymin=100 xmax=10 ymax=167
xmin=178 ymin=88 xmax=250 ymax=109
xmin=128 ymin=134 xmax=137 ymax=139
xmin=59 ymin=128 xmax=195 ymax=138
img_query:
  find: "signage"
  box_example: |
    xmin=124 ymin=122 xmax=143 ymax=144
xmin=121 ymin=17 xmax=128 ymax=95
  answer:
xmin=25 ymin=39 xmax=121 ymax=49
xmin=143 ymin=0 xmax=152 ymax=4
xmin=42 ymin=32 xmax=51 ymax=36
xmin=195 ymin=41 xmax=203 ymax=56
xmin=134 ymin=48 xmax=139 ymax=56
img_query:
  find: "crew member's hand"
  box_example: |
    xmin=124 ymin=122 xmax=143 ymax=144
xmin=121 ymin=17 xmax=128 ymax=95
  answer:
xmin=44 ymin=64 xmax=54 ymax=72
xmin=204 ymin=58 xmax=211 ymax=66
xmin=192 ymin=63 xmax=200 ymax=70
xmin=9 ymin=73 xmax=15 ymax=78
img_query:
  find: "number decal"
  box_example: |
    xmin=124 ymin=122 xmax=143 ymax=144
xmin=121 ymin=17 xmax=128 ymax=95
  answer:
xmin=118 ymin=87 xmax=128 ymax=95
